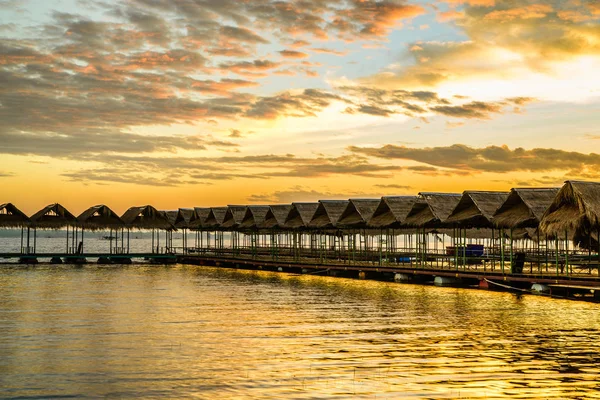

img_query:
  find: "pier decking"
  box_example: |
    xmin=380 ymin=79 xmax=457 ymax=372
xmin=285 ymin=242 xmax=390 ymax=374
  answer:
xmin=2 ymin=180 xmax=600 ymax=300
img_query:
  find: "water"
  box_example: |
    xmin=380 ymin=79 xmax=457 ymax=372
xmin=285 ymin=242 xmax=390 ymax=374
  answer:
xmin=1 ymin=265 xmax=599 ymax=399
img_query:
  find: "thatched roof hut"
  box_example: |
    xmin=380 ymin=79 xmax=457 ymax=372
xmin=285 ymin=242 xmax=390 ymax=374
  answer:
xmin=77 ymin=205 xmax=124 ymax=230
xmin=221 ymin=205 xmax=247 ymax=229
xmin=540 ymin=181 xmax=600 ymax=248
xmin=238 ymin=206 xmax=270 ymax=230
xmin=404 ymin=193 xmax=462 ymax=227
xmin=188 ymin=207 xmax=211 ymax=230
xmin=203 ymin=207 xmax=228 ymax=229
xmin=163 ymin=208 xmax=197 ymax=229
xmin=336 ymin=199 xmax=380 ymax=228
xmin=283 ymin=202 xmax=319 ymax=229
xmin=368 ymin=196 xmax=419 ymax=228
xmin=30 ymin=203 xmax=77 ymax=229
xmin=163 ymin=210 xmax=179 ymax=226
xmin=263 ymin=205 xmax=293 ymax=229
xmin=121 ymin=205 xmax=174 ymax=230
xmin=445 ymin=191 xmax=509 ymax=228
xmin=308 ymin=200 xmax=350 ymax=229
xmin=0 ymin=203 xmax=30 ymax=228
xmin=493 ymin=188 xmax=559 ymax=229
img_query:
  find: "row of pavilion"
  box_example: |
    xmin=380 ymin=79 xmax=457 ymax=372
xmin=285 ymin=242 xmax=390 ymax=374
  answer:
xmin=1 ymin=180 xmax=599 ymax=273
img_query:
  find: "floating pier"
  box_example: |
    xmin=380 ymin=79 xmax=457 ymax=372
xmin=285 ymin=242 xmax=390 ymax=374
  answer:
xmin=1 ymin=180 xmax=599 ymax=301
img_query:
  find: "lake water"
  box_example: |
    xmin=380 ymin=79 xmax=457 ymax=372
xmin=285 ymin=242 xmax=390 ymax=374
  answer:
xmin=1 ymin=264 xmax=599 ymax=399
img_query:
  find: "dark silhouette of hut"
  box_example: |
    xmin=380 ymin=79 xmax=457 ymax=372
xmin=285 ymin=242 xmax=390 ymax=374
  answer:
xmin=238 ymin=206 xmax=271 ymax=230
xmin=336 ymin=199 xmax=380 ymax=228
xmin=445 ymin=191 xmax=509 ymax=228
xmin=77 ymin=205 xmax=125 ymax=230
xmin=221 ymin=205 xmax=248 ymax=229
xmin=0 ymin=203 xmax=30 ymax=228
xmin=121 ymin=205 xmax=173 ymax=230
xmin=368 ymin=196 xmax=419 ymax=228
xmin=283 ymin=202 xmax=319 ymax=229
xmin=30 ymin=203 xmax=77 ymax=229
xmin=540 ymin=181 xmax=600 ymax=249
xmin=493 ymin=188 xmax=559 ymax=229
xmin=262 ymin=205 xmax=293 ymax=230
xmin=404 ymin=193 xmax=462 ymax=228
xmin=308 ymin=200 xmax=350 ymax=229
xmin=203 ymin=207 xmax=228 ymax=229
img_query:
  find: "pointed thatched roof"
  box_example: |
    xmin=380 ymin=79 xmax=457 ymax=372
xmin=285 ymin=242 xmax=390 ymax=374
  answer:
xmin=540 ymin=181 xmax=600 ymax=237
xmin=308 ymin=200 xmax=350 ymax=229
xmin=162 ymin=208 xmax=197 ymax=229
xmin=283 ymin=202 xmax=319 ymax=229
xmin=203 ymin=207 xmax=228 ymax=229
xmin=176 ymin=208 xmax=197 ymax=229
xmin=30 ymin=203 xmax=77 ymax=229
xmin=188 ymin=207 xmax=211 ymax=230
xmin=262 ymin=205 xmax=292 ymax=229
xmin=163 ymin=210 xmax=179 ymax=226
xmin=238 ymin=205 xmax=270 ymax=229
xmin=0 ymin=203 xmax=30 ymax=228
xmin=77 ymin=205 xmax=124 ymax=230
xmin=404 ymin=193 xmax=462 ymax=227
xmin=493 ymin=188 xmax=559 ymax=228
xmin=121 ymin=205 xmax=174 ymax=230
xmin=336 ymin=199 xmax=380 ymax=228
xmin=445 ymin=191 xmax=509 ymax=228
xmin=220 ymin=205 xmax=247 ymax=229
xmin=368 ymin=196 xmax=419 ymax=228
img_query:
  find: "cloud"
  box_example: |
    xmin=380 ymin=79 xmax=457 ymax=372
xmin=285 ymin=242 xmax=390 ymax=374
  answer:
xmin=0 ymin=170 xmax=15 ymax=177
xmin=374 ymin=183 xmax=412 ymax=190
xmin=361 ymin=0 xmax=600 ymax=95
xmin=348 ymin=143 xmax=600 ymax=176
xmin=219 ymin=25 xmax=269 ymax=44
xmin=310 ymin=47 xmax=348 ymax=56
xmin=217 ymin=59 xmax=281 ymax=77
xmin=484 ymin=4 xmax=553 ymax=22
xmin=0 ymin=130 xmax=238 ymax=157
xmin=278 ymin=50 xmax=309 ymax=59
xmin=247 ymin=185 xmax=387 ymax=203
xmin=53 ymin=151 xmax=403 ymax=187
xmin=337 ymin=86 xmax=535 ymax=119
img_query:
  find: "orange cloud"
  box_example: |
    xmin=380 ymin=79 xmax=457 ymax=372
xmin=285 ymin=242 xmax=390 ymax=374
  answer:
xmin=278 ymin=50 xmax=309 ymax=59
xmin=484 ymin=4 xmax=553 ymax=21
xmin=437 ymin=10 xmax=465 ymax=22
xmin=443 ymin=0 xmax=496 ymax=6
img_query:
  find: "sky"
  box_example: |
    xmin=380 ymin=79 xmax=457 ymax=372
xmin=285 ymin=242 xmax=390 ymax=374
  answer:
xmin=1 ymin=0 xmax=600 ymax=214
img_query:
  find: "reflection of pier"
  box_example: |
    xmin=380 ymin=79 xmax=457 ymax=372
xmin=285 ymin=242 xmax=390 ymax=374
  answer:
xmin=1 ymin=180 xmax=600 ymax=300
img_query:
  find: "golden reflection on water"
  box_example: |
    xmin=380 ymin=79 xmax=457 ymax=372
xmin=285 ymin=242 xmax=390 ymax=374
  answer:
xmin=1 ymin=264 xmax=600 ymax=399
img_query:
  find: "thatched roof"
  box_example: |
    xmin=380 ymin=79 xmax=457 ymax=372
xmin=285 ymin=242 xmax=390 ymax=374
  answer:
xmin=0 ymin=203 xmax=30 ymax=228
xmin=163 ymin=210 xmax=179 ymax=226
xmin=162 ymin=208 xmax=197 ymax=229
xmin=283 ymin=202 xmax=319 ymax=229
xmin=30 ymin=203 xmax=77 ymax=229
xmin=540 ymin=181 xmax=600 ymax=239
xmin=336 ymin=199 xmax=380 ymax=228
xmin=404 ymin=193 xmax=462 ymax=227
xmin=203 ymin=207 xmax=228 ymax=229
xmin=493 ymin=188 xmax=559 ymax=228
xmin=177 ymin=208 xmax=197 ymax=229
xmin=220 ymin=205 xmax=247 ymax=229
xmin=121 ymin=205 xmax=174 ymax=230
xmin=188 ymin=207 xmax=211 ymax=230
xmin=308 ymin=200 xmax=350 ymax=229
xmin=263 ymin=204 xmax=293 ymax=229
xmin=238 ymin=205 xmax=271 ymax=229
xmin=445 ymin=191 xmax=509 ymax=228
xmin=368 ymin=196 xmax=418 ymax=228
xmin=77 ymin=205 xmax=124 ymax=230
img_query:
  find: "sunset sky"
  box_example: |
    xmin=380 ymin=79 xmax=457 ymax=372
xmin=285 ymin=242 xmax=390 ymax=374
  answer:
xmin=1 ymin=0 xmax=600 ymax=214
